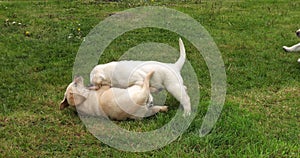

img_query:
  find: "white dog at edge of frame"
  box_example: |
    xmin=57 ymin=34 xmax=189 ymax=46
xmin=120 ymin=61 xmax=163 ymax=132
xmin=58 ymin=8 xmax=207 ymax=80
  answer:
xmin=90 ymin=38 xmax=192 ymax=116
xmin=283 ymin=29 xmax=300 ymax=63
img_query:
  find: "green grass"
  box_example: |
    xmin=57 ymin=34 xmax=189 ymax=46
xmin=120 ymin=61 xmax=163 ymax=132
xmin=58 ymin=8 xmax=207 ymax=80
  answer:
xmin=0 ymin=0 xmax=299 ymax=157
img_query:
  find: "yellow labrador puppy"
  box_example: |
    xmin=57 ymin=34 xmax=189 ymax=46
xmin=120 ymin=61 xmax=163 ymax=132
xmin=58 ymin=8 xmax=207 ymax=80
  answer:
xmin=60 ymin=71 xmax=168 ymax=120
xmin=90 ymin=38 xmax=191 ymax=116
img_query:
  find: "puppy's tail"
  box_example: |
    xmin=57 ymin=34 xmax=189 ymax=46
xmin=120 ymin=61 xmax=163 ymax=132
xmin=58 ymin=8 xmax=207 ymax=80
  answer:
xmin=174 ymin=38 xmax=186 ymax=71
xmin=142 ymin=70 xmax=155 ymax=92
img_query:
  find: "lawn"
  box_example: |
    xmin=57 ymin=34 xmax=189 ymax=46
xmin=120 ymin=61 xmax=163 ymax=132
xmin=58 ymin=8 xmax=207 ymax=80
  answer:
xmin=0 ymin=0 xmax=299 ymax=157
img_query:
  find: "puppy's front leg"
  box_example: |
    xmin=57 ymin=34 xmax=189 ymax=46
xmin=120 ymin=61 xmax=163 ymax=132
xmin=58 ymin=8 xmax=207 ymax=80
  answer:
xmin=144 ymin=106 xmax=168 ymax=117
xmin=283 ymin=43 xmax=300 ymax=52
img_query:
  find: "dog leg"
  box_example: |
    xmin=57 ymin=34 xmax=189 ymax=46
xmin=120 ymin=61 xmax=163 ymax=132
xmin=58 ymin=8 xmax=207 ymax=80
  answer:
xmin=283 ymin=43 xmax=300 ymax=52
xmin=145 ymin=106 xmax=168 ymax=117
xmin=166 ymin=84 xmax=191 ymax=117
xmin=130 ymin=105 xmax=167 ymax=119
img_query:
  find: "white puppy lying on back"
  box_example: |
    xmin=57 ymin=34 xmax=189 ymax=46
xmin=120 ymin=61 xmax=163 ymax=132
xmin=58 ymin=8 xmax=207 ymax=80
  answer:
xmin=60 ymin=71 xmax=168 ymax=120
xmin=283 ymin=29 xmax=300 ymax=63
xmin=90 ymin=38 xmax=191 ymax=116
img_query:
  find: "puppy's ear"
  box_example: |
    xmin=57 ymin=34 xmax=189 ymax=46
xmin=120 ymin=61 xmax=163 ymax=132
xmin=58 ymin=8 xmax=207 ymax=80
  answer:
xmin=60 ymin=97 xmax=69 ymax=110
xmin=69 ymin=93 xmax=87 ymax=106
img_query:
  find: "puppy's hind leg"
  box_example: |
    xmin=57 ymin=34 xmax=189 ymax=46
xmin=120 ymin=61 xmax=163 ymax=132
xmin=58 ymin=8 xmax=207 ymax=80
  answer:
xmin=166 ymin=84 xmax=191 ymax=117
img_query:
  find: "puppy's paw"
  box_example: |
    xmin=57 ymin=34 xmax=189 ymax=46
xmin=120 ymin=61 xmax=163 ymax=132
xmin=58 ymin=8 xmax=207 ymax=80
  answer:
xmin=159 ymin=106 xmax=168 ymax=112
xmin=283 ymin=46 xmax=290 ymax=52
xmin=183 ymin=110 xmax=191 ymax=117
xmin=297 ymin=58 xmax=300 ymax=63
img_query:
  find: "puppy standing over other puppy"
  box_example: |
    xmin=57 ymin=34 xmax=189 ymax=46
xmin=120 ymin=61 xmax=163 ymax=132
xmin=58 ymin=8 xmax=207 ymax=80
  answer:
xmin=90 ymin=38 xmax=191 ymax=116
xmin=283 ymin=29 xmax=300 ymax=63
xmin=60 ymin=71 xmax=168 ymax=120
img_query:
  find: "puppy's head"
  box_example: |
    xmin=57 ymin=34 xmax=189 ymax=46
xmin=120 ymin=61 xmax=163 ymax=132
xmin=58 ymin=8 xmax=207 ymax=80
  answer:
xmin=60 ymin=76 xmax=88 ymax=110
xmin=296 ymin=29 xmax=300 ymax=38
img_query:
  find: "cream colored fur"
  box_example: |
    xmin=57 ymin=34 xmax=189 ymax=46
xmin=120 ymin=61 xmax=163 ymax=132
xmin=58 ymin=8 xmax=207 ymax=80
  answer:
xmin=90 ymin=38 xmax=191 ymax=116
xmin=60 ymin=71 xmax=168 ymax=120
